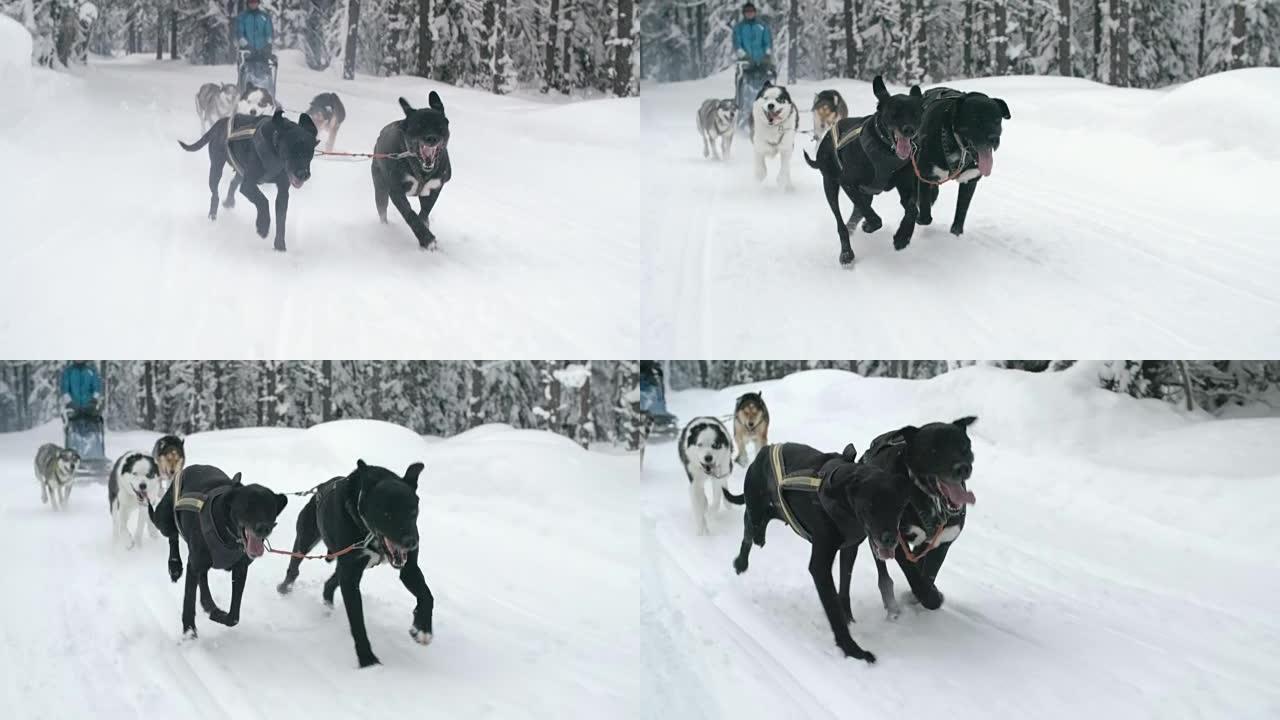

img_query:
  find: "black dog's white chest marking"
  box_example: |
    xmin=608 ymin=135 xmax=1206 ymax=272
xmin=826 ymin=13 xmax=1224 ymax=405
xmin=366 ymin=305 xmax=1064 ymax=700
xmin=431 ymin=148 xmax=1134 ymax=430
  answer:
xmin=402 ymin=174 xmax=443 ymax=197
xmin=904 ymin=523 xmax=962 ymax=550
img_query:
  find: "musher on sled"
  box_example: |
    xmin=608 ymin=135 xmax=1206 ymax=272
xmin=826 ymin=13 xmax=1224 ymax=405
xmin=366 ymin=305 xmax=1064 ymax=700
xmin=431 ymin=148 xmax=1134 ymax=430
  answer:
xmin=733 ymin=3 xmax=775 ymax=129
xmin=236 ymin=0 xmax=277 ymax=96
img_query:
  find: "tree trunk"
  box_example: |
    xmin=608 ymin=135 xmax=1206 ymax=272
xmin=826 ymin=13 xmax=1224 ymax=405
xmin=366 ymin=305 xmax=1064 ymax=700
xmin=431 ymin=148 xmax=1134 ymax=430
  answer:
xmin=493 ymin=0 xmax=509 ymax=93
xmin=417 ymin=0 xmax=432 ymax=77
xmin=343 ymin=0 xmax=361 ymax=80
xmin=1093 ymin=0 xmax=1103 ymax=79
xmin=190 ymin=362 xmax=204 ymax=434
xmin=1178 ymin=361 xmax=1195 ymax=411
xmin=370 ymin=363 xmax=383 ymax=420
xmin=143 ymin=361 xmax=156 ymax=429
xmin=787 ymin=0 xmax=799 ymax=83
xmin=544 ymin=0 xmax=560 ymax=92
xmin=169 ymin=1 xmax=177 ymax=60
xmin=963 ymin=0 xmax=974 ymax=76
xmin=156 ymin=7 xmax=163 ymax=59
xmin=1231 ymin=0 xmax=1247 ymax=69
xmin=321 ymin=360 xmax=334 ymax=421
xmin=469 ymin=362 xmax=485 ymax=428
xmin=1109 ymin=0 xmax=1128 ymax=86
xmin=559 ymin=1 xmax=575 ymax=93
xmin=212 ymin=362 xmax=225 ymax=429
xmin=915 ymin=0 xmax=927 ymax=83
xmin=1057 ymin=0 xmax=1071 ymax=76
xmin=575 ymin=362 xmax=592 ymax=449
xmin=611 ymin=0 xmax=633 ymax=97
xmin=843 ymin=0 xmax=855 ymax=77
xmin=693 ymin=2 xmax=705 ymax=78
xmin=993 ymin=0 xmax=1008 ymax=75
xmin=384 ymin=0 xmax=404 ymax=76
xmin=1197 ymin=0 xmax=1207 ymax=74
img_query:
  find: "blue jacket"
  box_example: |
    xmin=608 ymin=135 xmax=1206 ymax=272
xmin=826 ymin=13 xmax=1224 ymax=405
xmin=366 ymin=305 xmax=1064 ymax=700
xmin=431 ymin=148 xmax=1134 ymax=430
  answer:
xmin=61 ymin=364 xmax=100 ymax=409
xmin=237 ymin=9 xmax=273 ymax=52
xmin=733 ymin=18 xmax=772 ymax=63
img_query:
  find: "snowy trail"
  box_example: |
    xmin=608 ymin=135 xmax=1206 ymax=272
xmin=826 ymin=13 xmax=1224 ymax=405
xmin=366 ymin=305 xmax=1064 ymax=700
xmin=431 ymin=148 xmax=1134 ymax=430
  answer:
xmin=639 ymin=368 xmax=1280 ymax=719
xmin=0 ymin=53 xmax=639 ymax=357
xmin=640 ymin=71 xmax=1280 ymax=357
xmin=0 ymin=421 xmax=639 ymax=718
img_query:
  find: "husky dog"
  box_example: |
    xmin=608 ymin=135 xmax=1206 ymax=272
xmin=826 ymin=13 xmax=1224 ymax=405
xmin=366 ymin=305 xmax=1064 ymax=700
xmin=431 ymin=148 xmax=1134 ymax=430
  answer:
xmin=696 ymin=98 xmax=737 ymax=161
xmin=196 ymin=82 xmax=239 ymax=131
xmin=35 ymin=443 xmax=80 ymax=510
xmin=152 ymin=435 xmax=186 ymax=495
xmin=307 ymin=92 xmax=347 ymax=152
xmin=733 ymin=392 xmax=770 ymax=467
xmin=811 ymin=89 xmax=849 ymax=140
xmin=237 ymin=85 xmax=278 ymax=117
xmin=109 ymin=452 xmax=161 ymax=548
xmin=678 ymin=417 xmax=735 ymax=536
xmin=750 ymin=83 xmax=799 ymax=189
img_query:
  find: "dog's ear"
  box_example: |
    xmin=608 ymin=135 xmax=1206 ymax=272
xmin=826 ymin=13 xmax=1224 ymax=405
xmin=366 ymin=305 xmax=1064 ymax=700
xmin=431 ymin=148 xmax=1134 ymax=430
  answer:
xmin=892 ymin=426 xmax=918 ymax=445
xmin=993 ymin=98 xmax=1011 ymax=119
xmin=909 ymin=85 xmax=922 ymax=98
xmin=356 ymin=459 xmax=367 ymax=470
xmin=272 ymin=108 xmax=284 ymax=123
xmin=403 ymin=462 xmax=424 ymax=489
xmin=232 ymin=472 xmax=243 ymax=485
xmin=299 ymin=112 xmax=318 ymax=136
xmin=872 ymin=75 xmax=889 ymax=102
xmin=428 ymin=91 xmax=445 ymax=113
xmin=953 ymin=415 xmax=978 ymax=430
xmin=399 ymin=97 xmax=415 ymax=117
xmin=842 ymin=443 xmax=858 ymax=463
xmin=274 ymin=493 xmax=288 ymax=515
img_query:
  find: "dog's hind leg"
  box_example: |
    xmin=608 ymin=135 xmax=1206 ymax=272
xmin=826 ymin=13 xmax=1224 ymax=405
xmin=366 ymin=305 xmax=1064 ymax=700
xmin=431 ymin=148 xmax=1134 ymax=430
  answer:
xmin=399 ymin=552 xmax=435 ymax=645
xmin=372 ymin=167 xmax=390 ymax=223
xmin=322 ymin=568 xmax=340 ymax=607
xmin=875 ymin=558 xmax=902 ymax=620
xmin=824 ymin=174 xmax=856 ymax=266
xmin=336 ymin=555 xmax=380 ymax=667
xmin=808 ymin=540 xmax=875 ymax=662
xmin=206 ymin=158 xmax=225 ymax=220
xmin=181 ymin=557 xmax=205 ymax=638
xmin=733 ymin=508 xmax=756 ymax=574
xmin=272 ymin=180 xmax=290 ymax=251
xmin=278 ymin=498 xmax=322 ymax=594
xmin=950 ymin=179 xmax=979 ymax=236
xmin=223 ymin=174 xmax=240 ymax=209
xmin=838 ymin=545 xmax=857 ymax=625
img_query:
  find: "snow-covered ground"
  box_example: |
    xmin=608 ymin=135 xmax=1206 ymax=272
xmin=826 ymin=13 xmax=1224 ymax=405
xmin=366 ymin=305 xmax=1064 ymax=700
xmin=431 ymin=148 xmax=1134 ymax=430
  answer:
xmin=641 ymin=70 xmax=1280 ymax=357
xmin=0 ymin=44 xmax=640 ymax=357
xmin=641 ymin=366 xmax=1280 ymax=718
xmin=0 ymin=420 xmax=639 ymax=718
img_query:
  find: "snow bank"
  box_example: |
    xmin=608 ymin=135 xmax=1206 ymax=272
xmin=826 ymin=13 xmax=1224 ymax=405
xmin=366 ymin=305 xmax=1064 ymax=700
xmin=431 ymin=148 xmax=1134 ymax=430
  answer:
xmin=0 ymin=14 xmax=32 ymax=127
xmin=1146 ymin=68 xmax=1280 ymax=159
xmin=288 ymin=418 xmax=433 ymax=477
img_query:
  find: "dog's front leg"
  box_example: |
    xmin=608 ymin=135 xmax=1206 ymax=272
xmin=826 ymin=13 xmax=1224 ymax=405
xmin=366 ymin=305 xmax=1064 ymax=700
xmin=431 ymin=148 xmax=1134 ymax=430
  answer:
xmin=808 ymin=540 xmax=875 ymax=663
xmin=167 ymin=532 xmax=184 ymax=583
xmin=221 ymin=559 xmax=248 ymax=626
xmin=399 ymin=553 xmax=435 ymax=645
xmin=778 ymin=144 xmax=794 ymax=190
xmin=389 ymin=190 xmax=433 ymax=248
xmin=129 ymin=505 xmax=145 ymax=548
xmin=838 ymin=545 xmax=857 ymax=625
xmin=722 ymin=132 xmax=733 ymax=160
xmin=326 ymin=124 xmax=338 ymax=153
xmin=875 ymin=558 xmax=901 ymax=620
xmin=688 ymin=480 xmax=709 ymax=536
xmin=198 ymin=568 xmax=228 ymax=622
xmin=894 ymin=548 xmax=943 ymax=611
xmin=950 ymin=179 xmax=979 ymax=235
xmin=40 ymin=480 xmax=48 ymax=506
xmin=416 ymin=191 xmax=442 ymax=250
xmin=337 ymin=555 xmax=379 ymax=667
xmin=847 ymin=189 xmax=882 ymax=234
xmin=273 ymin=180 xmax=290 ymax=252
xmin=733 ymin=428 xmax=749 ymax=467
xmin=239 ymin=179 xmax=271 ymax=239
xmin=753 ymin=151 xmax=767 ymax=182
xmin=111 ymin=505 xmax=122 ymax=544
xmin=61 ymin=482 xmax=73 ymax=507
xmin=701 ymin=131 xmax=712 ymax=160
xmin=223 ymin=174 xmax=241 ymax=209
xmin=916 ymin=181 xmax=938 ymax=226
xmin=892 ymin=173 xmax=919 ymax=251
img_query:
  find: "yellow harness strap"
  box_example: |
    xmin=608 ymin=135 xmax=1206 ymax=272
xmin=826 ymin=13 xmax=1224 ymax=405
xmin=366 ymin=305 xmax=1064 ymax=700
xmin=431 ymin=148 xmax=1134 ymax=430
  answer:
xmin=225 ymin=119 xmax=258 ymax=176
xmin=770 ymin=444 xmax=822 ymax=542
xmin=174 ymin=496 xmax=204 ymax=512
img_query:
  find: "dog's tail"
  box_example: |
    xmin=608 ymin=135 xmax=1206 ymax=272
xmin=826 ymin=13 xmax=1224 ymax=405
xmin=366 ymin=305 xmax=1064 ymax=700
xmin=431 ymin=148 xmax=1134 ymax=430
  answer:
xmin=179 ymin=119 xmax=222 ymax=152
xmin=722 ymin=487 xmax=745 ymax=505
xmin=803 ymin=150 xmax=821 ymax=170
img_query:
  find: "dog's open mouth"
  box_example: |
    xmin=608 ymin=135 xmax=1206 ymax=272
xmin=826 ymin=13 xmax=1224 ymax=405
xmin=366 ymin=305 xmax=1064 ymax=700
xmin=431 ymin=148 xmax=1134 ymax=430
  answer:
xmin=243 ymin=529 xmax=265 ymax=558
xmin=417 ymin=142 xmax=444 ymax=172
xmin=133 ymin=488 xmax=149 ymax=503
xmin=975 ymin=146 xmax=994 ymax=177
xmin=289 ymin=174 xmax=306 ymax=189
xmin=701 ymin=462 xmax=716 ymax=474
xmin=892 ymin=130 xmax=912 ymax=160
xmin=764 ymin=109 xmax=782 ymax=125
xmin=383 ymin=537 xmax=409 ymax=568
xmin=937 ymin=479 xmax=976 ymax=510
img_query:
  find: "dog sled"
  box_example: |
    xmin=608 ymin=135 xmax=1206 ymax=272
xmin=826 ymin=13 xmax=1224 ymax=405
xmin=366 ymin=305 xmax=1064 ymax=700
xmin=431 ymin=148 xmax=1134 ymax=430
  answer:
xmin=64 ymin=411 xmax=110 ymax=480
xmin=640 ymin=361 xmax=679 ymax=439
xmin=734 ymin=60 xmax=776 ymax=130
xmin=237 ymin=48 xmax=278 ymax=97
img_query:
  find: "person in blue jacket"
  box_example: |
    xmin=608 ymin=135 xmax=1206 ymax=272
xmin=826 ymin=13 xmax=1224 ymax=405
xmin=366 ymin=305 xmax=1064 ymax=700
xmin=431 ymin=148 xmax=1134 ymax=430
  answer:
xmin=236 ymin=0 xmax=274 ymax=58
xmin=60 ymin=361 xmax=101 ymax=420
xmin=733 ymin=3 xmax=772 ymax=67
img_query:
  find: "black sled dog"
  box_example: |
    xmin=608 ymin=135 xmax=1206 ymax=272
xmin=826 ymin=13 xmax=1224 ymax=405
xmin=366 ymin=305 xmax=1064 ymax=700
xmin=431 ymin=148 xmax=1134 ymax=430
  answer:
xmin=372 ymin=94 xmax=452 ymax=249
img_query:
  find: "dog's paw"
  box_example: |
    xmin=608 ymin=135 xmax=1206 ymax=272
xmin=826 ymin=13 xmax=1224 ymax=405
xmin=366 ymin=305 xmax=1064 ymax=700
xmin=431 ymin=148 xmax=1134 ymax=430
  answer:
xmin=273 ymin=239 xmax=287 ymax=252
xmin=208 ymin=609 xmax=238 ymax=626
xmin=893 ymin=234 xmax=912 ymax=251
xmin=276 ymin=581 xmax=293 ymax=595
xmin=410 ymin=626 xmax=433 ymax=646
xmin=861 ymin=216 xmax=883 ymax=233
xmin=168 ymin=558 xmax=184 ymax=583
xmin=181 ymin=627 xmax=198 ymax=641
xmin=256 ymin=216 xmax=270 ymax=238
xmin=838 ymin=249 xmax=855 ymax=266
xmin=917 ymin=213 xmax=932 ymax=226
xmin=949 ymin=224 xmax=965 ymax=236
xmin=357 ymin=653 xmax=382 ymax=668
xmin=917 ymin=588 xmax=944 ymax=610
xmin=732 ymin=555 xmax=748 ymax=574
xmin=885 ymin=605 xmax=902 ymax=621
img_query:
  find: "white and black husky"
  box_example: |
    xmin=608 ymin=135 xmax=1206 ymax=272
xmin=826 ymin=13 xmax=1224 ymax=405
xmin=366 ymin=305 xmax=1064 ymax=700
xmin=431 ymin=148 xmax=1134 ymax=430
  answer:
xmin=34 ymin=443 xmax=80 ymax=510
xmin=696 ymin=98 xmax=737 ymax=160
xmin=109 ymin=452 xmax=161 ymax=548
xmin=751 ymin=82 xmax=799 ymax=189
xmin=678 ymin=416 xmax=735 ymax=536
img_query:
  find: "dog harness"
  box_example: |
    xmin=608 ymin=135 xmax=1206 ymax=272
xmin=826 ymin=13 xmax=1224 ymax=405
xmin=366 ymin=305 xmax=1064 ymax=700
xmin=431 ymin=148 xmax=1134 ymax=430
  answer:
xmin=767 ymin=444 xmax=825 ymax=542
xmin=174 ymin=485 xmax=246 ymax=570
xmin=224 ymin=116 xmax=259 ymax=177
xmin=829 ymin=116 xmax=910 ymax=192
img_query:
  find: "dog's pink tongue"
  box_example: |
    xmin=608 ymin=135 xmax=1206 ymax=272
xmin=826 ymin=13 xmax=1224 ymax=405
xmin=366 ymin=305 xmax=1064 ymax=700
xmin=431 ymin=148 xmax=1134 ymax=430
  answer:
xmin=977 ymin=147 xmax=994 ymax=176
xmin=940 ymin=482 xmax=976 ymax=507
xmin=894 ymin=134 xmax=912 ymax=160
xmin=244 ymin=530 xmax=265 ymax=558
